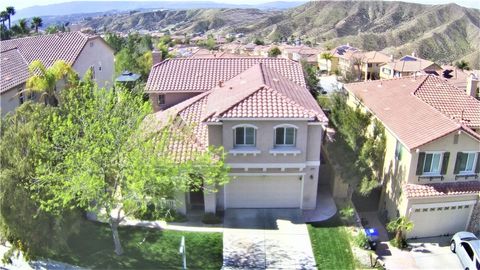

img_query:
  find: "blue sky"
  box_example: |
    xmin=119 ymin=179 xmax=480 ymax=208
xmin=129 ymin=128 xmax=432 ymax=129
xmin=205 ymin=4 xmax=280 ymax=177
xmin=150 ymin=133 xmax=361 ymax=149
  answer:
xmin=0 ymin=0 xmax=478 ymax=11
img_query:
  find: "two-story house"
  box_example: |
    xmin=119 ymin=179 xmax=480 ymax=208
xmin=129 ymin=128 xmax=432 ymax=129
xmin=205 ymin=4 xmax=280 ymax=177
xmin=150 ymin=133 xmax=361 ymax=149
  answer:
xmin=318 ymin=44 xmax=359 ymax=75
xmin=0 ymin=31 xmax=115 ymax=116
xmin=145 ymin=58 xmax=329 ymax=214
xmin=379 ymin=54 xmax=442 ymax=80
xmin=345 ymin=75 xmax=480 ymax=238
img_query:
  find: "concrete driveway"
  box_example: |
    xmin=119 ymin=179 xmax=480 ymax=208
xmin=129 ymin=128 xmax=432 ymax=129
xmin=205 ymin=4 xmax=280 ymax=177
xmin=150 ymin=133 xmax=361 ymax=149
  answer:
xmin=222 ymin=209 xmax=316 ymax=269
xmin=409 ymin=236 xmax=463 ymax=270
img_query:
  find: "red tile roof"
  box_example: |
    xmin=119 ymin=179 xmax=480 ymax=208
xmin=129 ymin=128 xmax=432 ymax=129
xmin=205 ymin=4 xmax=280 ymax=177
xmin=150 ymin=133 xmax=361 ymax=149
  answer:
xmin=0 ymin=48 xmax=29 ymax=93
xmin=406 ymin=181 xmax=480 ymax=198
xmin=0 ymin=31 xmax=102 ymax=93
xmin=145 ymin=60 xmax=327 ymax=161
xmin=345 ymin=75 xmax=480 ymax=150
xmin=145 ymin=58 xmax=306 ymax=93
xmin=414 ymin=75 xmax=480 ymax=128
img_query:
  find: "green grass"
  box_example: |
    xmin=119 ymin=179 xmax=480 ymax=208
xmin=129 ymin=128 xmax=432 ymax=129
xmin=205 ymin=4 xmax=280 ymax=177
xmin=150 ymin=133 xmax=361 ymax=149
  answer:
xmin=45 ymin=219 xmax=223 ymax=269
xmin=308 ymin=215 xmax=355 ymax=270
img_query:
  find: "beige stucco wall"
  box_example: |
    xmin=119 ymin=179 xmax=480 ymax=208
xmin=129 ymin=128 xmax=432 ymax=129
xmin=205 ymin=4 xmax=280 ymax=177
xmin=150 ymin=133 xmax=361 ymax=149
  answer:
xmin=0 ymin=85 xmax=23 ymax=116
xmin=407 ymin=132 xmax=480 ymax=184
xmin=206 ymin=120 xmax=324 ymax=211
xmin=73 ymin=37 xmax=114 ymax=89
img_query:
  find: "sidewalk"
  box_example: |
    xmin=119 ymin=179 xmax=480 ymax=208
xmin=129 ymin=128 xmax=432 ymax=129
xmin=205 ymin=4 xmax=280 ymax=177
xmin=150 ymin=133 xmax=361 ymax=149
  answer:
xmin=360 ymin=211 xmax=419 ymax=270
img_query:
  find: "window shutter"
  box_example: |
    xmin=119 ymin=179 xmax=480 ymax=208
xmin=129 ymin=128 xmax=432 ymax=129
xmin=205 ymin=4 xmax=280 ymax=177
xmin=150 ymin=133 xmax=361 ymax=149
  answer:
xmin=454 ymin=152 xmax=463 ymax=175
xmin=416 ymin=152 xmax=425 ymax=175
xmin=440 ymin=152 xmax=449 ymax=175
xmin=475 ymin=152 xmax=480 ymax=174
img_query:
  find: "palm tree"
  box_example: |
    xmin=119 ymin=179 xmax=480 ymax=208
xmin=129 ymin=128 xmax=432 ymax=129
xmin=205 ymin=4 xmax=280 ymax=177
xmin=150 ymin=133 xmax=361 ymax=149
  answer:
xmin=31 ymin=17 xmax=42 ymax=33
xmin=0 ymin=11 xmax=8 ymax=28
xmin=351 ymin=56 xmax=364 ymax=81
xmin=6 ymin=6 xmax=15 ymax=29
xmin=24 ymin=60 xmax=78 ymax=106
xmin=455 ymin=60 xmax=470 ymax=71
xmin=386 ymin=216 xmax=414 ymax=248
xmin=320 ymin=52 xmax=333 ymax=75
xmin=17 ymin=18 xmax=29 ymax=34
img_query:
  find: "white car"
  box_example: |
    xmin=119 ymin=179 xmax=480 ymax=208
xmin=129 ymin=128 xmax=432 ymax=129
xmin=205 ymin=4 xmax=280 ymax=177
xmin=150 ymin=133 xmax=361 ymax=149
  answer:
xmin=450 ymin=231 xmax=480 ymax=270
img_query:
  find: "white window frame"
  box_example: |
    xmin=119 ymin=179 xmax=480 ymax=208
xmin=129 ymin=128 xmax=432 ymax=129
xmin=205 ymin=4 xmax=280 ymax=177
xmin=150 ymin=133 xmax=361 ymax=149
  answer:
xmin=422 ymin=151 xmax=443 ymax=175
xmin=459 ymin=152 xmax=478 ymax=175
xmin=232 ymin=124 xmax=257 ymax=147
xmin=274 ymin=124 xmax=297 ymax=147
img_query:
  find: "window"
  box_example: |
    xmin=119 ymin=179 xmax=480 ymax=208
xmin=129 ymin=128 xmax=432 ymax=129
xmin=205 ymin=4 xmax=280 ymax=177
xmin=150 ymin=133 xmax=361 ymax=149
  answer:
xmin=461 ymin=243 xmax=474 ymax=260
xmin=367 ymin=63 xmax=372 ymax=67
xmin=234 ymin=126 xmax=256 ymax=147
xmin=423 ymin=153 xmax=442 ymax=174
xmin=395 ymin=140 xmax=403 ymax=160
xmin=275 ymin=126 xmax=296 ymax=146
xmin=19 ymin=91 xmax=25 ymax=104
xmin=455 ymin=152 xmax=478 ymax=174
xmin=89 ymin=66 xmax=96 ymax=79
xmin=158 ymin=94 xmax=165 ymax=105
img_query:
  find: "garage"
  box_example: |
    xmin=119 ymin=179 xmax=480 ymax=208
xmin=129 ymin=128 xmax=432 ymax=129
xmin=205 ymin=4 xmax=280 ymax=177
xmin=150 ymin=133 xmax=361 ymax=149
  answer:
xmin=225 ymin=175 xmax=303 ymax=208
xmin=408 ymin=201 xmax=476 ymax=238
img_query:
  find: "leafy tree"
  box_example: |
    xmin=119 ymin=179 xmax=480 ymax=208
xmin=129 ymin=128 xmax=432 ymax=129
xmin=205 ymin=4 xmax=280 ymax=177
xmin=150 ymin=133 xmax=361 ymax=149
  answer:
xmin=30 ymin=83 xmax=229 ymax=255
xmin=25 ymin=60 xmax=78 ymax=106
xmin=351 ymin=56 xmax=364 ymax=80
xmin=5 ymin=6 xmax=15 ymax=29
xmin=301 ymin=60 xmax=319 ymax=97
xmin=104 ymin=32 xmax=125 ymax=53
xmin=30 ymin=17 xmax=42 ymax=33
xmin=320 ymin=52 xmax=333 ymax=75
xmin=0 ymin=11 xmax=8 ymax=28
xmin=45 ymin=25 xmax=59 ymax=34
xmin=205 ymin=36 xmax=216 ymax=50
xmin=0 ymin=103 xmax=82 ymax=260
xmin=455 ymin=60 xmax=470 ymax=71
xmin=11 ymin=18 xmax=29 ymax=36
xmin=0 ymin=24 xmax=11 ymax=40
xmin=387 ymin=216 xmax=414 ymax=248
xmin=253 ymin=37 xmax=264 ymax=45
xmin=268 ymin=46 xmax=281 ymax=57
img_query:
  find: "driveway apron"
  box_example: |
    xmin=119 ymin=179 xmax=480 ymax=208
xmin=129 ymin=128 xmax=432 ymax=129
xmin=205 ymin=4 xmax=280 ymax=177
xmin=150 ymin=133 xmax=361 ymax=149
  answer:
xmin=222 ymin=209 xmax=316 ymax=269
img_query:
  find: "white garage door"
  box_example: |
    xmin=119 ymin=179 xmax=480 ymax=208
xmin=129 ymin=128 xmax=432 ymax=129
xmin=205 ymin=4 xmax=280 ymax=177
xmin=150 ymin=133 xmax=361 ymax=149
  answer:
xmin=225 ymin=175 xmax=302 ymax=208
xmin=409 ymin=201 xmax=475 ymax=238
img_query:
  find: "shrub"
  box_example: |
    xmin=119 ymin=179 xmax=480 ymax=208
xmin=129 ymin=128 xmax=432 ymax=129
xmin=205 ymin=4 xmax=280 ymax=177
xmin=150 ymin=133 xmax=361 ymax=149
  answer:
xmin=353 ymin=231 xmax=369 ymax=249
xmin=339 ymin=204 xmax=355 ymax=224
xmin=202 ymin=213 xmax=222 ymax=224
xmin=132 ymin=203 xmax=186 ymax=222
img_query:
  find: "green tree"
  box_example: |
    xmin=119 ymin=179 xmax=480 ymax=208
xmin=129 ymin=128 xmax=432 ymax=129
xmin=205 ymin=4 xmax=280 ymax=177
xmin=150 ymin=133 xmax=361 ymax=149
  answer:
xmin=30 ymin=17 xmax=42 ymax=33
xmin=0 ymin=24 xmax=11 ymax=40
xmin=253 ymin=37 xmax=264 ymax=45
xmin=0 ymin=11 xmax=8 ymax=28
xmin=320 ymin=52 xmax=333 ymax=75
xmin=11 ymin=18 xmax=29 ymax=36
xmin=30 ymin=83 xmax=229 ymax=255
xmin=0 ymin=103 xmax=82 ymax=260
xmin=387 ymin=216 xmax=414 ymax=248
xmin=455 ymin=60 xmax=470 ymax=71
xmin=45 ymin=25 xmax=59 ymax=34
xmin=25 ymin=60 xmax=78 ymax=106
xmin=5 ymin=6 xmax=15 ymax=29
xmin=301 ymin=60 xmax=319 ymax=97
xmin=104 ymin=32 xmax=126 ymax=53
xmin=268 ymin=46 xmax=281 ymax=57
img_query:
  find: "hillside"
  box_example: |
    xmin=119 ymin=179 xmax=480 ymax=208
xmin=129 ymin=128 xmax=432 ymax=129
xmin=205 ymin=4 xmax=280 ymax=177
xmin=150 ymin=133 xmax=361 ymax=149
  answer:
xmin=77 ymin=1 xmax=479 ymax=67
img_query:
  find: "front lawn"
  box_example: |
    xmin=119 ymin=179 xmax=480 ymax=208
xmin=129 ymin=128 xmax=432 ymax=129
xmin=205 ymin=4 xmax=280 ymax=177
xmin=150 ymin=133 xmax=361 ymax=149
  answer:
xmin=44 ymin=219 xmax=223 ymax=269
xmin=308 ymin=215 xmax=355 ymax=270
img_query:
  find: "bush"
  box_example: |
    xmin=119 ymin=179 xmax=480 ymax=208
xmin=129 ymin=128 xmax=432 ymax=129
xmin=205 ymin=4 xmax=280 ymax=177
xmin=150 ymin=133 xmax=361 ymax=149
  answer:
xmin=389 ymin=237 xmax=408 ymax=249
xmin=132 ymin=203 xmax=186 ymax=222
xmin=339 ymin=204 xmax=355 ymax=224
xmin=201 ymin=213 xmax=222 ymax=224
xmin=353 ymin=231 xmax=369 ymax=249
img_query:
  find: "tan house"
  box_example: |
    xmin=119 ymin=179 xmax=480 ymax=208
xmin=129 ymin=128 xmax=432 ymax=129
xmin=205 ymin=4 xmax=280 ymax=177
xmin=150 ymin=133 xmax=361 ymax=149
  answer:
xmin=0 ymin=31 xmax=114 ymax=116
xmin=345 ymin=75 xmax=480 ymax=238
xmin=379 ymin=55 xmax=442 ymax=80
xmin=145 ymin=58 xmax=328 ymax=214
xmin=318 ymin=44 xmax=358 ymax=74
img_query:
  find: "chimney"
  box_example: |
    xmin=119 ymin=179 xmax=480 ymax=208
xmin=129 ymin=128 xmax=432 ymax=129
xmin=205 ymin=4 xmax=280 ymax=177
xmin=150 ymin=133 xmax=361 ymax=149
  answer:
xmin=390 ymin=54 xmax=394 ymax=62
xmin=466 ymin=73 xmax=479 ymax=98
xmin=411 ymin=51 xmax=416 ymax=58
xmin=218 ymin=80 xmax=224 ymax=88
xmin=152 ymin=50 xmax=163 ymax=66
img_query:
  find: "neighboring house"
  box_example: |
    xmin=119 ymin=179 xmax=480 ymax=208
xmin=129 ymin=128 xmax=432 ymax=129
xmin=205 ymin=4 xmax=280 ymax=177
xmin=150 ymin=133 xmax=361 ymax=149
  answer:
xmin=440 ymin=66 xmax=480 ymax=98
xmin=280 ymin=45 xmax=320 ymax=66
xmin=344 ymin=75 xmax=480 ymax=238
xmin=379 ymin=54 xmax=442 ymax=79
xmin=318 ymin=44 xmax=358 ymax=74
xmin=145 ymin=58 xmax=329 ymax=214
xmin=358 ymin=51 xmax=392 ymax=80
xmin=0 ymin=31 xmax=114 ymax=116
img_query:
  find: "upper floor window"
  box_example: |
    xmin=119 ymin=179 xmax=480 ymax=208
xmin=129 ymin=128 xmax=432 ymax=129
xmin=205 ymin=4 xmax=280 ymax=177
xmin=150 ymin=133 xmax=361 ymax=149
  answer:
xmin=416 ymin=152 xmax=449 ymax=176
xmin=158 ymin=94 xmax=165 ymax=106
xmin=367 ymin=63 xmax=373 ymax=67
xmin=454 ymin=152 xmax=479 ymax=175
xmin=274 ymin=125 xmax=297 ymax=147
xmin=394 ymin=140 xmax=403 ymax=160
xmin=234 ymin=125 xmax=256 ymax=147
